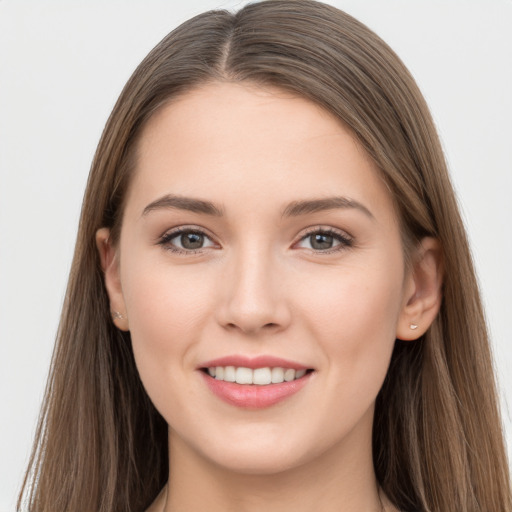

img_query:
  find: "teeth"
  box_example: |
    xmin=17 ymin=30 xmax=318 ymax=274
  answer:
xmin=224 ymin=365 xmax=236 ymax=382
xmin=253 ymin=367 xmax=272 ymax=385
xmin=235 ymin=367 xmax=253 ymax=384
xmin=284 ymin=369 xmax=296 ymax=382
xmin=208 ymin=366 xmax=309 ymax=385
xmin=271 ymin=367 xmax=284 ymax=383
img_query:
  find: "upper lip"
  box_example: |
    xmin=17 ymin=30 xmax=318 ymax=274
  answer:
xmin=198 ymin=355 xmax=311 ymax=370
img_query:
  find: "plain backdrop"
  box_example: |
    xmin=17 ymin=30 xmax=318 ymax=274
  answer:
xmin=1 ymin=1 xmax=511 ymax=510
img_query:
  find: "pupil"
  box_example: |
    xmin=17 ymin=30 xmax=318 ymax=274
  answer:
xmin=311 ymin=233 xmax=333 ymax=250
xmin=181 ymin=233 xmax=203 ymax=249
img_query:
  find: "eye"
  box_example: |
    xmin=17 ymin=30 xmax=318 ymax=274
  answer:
xmin=295 ymin=228 xmax=353 ymax=253
xmin=158 ymin=227 xmax=217 ymax=254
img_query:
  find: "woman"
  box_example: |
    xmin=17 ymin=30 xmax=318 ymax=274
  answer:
xmin=17 ymin=1 xmax=511 ymax=511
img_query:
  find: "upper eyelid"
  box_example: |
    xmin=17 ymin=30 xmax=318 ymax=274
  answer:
xmin=299 ymin=225 xmax=352 ymax=237
xmin=158 ymin=227 xmax=218 ymax=255
xmin=158 ymin=225 xmax=353 ymax=251
xmin=159 ymin=225 xmax=217 ymax=241
xmin=159 ymin=224 xmax=351 ymax=239
xmin=295 ymin=225 xmax=353 ymax=245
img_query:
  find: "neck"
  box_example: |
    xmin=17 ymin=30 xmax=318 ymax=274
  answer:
xmin=157 ymin=411 xmax=386 ymax=512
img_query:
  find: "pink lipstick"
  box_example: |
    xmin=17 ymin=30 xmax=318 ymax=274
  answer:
xmin=198 ymin=355 xmax=313 ymax=409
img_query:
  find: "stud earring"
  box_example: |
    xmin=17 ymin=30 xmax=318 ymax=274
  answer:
xmin=112 ymin=311 xmax=124 ymax=320
xmin=409 ymin=323 xmax=418 ymax=330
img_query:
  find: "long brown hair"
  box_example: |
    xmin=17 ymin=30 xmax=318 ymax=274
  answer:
xmin=18 ymin=1 xmax=511 ymax=511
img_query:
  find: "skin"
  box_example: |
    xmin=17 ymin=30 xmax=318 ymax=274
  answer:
xmin=97 ymin=82 xmax=442 ymax=512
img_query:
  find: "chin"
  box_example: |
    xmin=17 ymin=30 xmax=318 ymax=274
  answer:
xmin=179 ymin=422 xmax=335 ymax=477
xmin=202 ymin=445 xmax=309 ymax=476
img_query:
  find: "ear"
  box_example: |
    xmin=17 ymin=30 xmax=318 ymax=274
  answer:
xmin=96 ymin=227 xmax=129 ymax=331
xmin=396 ymin=237 xmax=443 ymax=341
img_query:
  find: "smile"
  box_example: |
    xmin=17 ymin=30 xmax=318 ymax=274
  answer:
xmin=206 ymin=366 xmax=308 ymax=385
xmin=199 ymin=356 xmax=314 ymax=409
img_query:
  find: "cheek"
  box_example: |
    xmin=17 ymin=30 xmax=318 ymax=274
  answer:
xmin=298 ymin=259 xmax=403 ymax=375
xmin=120 ymin=257 xmax=215 ymax=372
xmin=290 ymin=261 xmax=403 ymax=436
xmin=119 ymin=257 xmax=218 ymax=421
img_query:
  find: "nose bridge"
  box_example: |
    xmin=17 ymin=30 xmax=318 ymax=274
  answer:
xmin=216 ymin=238 xmax=289 ymax=335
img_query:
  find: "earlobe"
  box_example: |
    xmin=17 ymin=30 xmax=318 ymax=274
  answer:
xmin=95 ymin=228 xmax=130 ymax=331
xmin=396 ymin=237 xmax=443 ymax=341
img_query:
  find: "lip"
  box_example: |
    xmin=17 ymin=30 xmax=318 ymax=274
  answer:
xmin=200 ymin=371 xmax=312 ymax=409
xmin=198 ymin=355 xmax=310 ymax=370
xmin=198 ymin=355 xmax=314 ymax=409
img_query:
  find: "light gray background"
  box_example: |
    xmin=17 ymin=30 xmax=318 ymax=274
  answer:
xmin=1 ymin=1 xmax=511 ymax=510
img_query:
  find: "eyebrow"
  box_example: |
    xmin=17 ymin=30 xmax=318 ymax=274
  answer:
xmin=281 ymin=196 xmax=374 ymax=219
xmin=142 ymin=194 xmax=224 ymax=217
xmin=141 ymin=194 xmax=374 ymax=220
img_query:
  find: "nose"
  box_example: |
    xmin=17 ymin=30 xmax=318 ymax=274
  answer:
xmin=215 ymin=245 xmax=292 ymax=336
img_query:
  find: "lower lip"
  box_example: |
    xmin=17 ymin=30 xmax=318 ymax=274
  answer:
xmin=201 ymin=371 xmax=312 ymax=409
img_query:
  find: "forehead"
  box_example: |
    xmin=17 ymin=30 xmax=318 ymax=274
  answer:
xmin=137 ymin=82 xmax=366 ymax=169
xmin=127 ymin=81 xmax=397 ymax=226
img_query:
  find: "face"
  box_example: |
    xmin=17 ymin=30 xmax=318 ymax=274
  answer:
xmin=102 ymin=82 xmax=418 ymax=475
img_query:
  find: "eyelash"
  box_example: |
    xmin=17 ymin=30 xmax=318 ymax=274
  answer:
xmin=157 ymin=225 xmax=354 ymax=256
xmin=158 ymin=227 xmax=217 ymax=255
